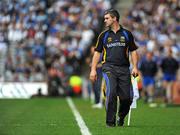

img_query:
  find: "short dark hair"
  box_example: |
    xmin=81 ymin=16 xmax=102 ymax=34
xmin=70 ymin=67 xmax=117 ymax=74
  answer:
xmin=104 ymin=9 xmax=120 ymax=22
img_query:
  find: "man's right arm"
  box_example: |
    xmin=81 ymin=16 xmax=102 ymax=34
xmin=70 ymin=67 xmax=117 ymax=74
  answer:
xmin=90 ymin=31 xmax=104 ymax=82
xmin=89 ymin=51 xmax=101 ymax=82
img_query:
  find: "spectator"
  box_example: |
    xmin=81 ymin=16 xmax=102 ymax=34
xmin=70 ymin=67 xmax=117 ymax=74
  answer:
xmin=47 ymin=66 xmax=64 ymax=97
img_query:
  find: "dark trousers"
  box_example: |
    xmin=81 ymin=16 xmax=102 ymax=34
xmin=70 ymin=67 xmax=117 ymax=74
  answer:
xmin=93 ymin=68 xmax=102 ymax=103
xmin=102 ymin=65 xmax=133 ymax=125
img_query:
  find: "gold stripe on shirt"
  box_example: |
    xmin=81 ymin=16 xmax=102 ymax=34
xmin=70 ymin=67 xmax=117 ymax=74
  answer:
xmin=102 ymin=47 xmax=106 ymax=64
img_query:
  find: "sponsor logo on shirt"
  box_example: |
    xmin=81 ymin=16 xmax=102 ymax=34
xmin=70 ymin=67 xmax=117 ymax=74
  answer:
xmin=107 ymin=42 xmax=126 ymax=48
xmin=108 ymin=37 xmax=112 ymax=43
xmin=120 ymin=36 xmax=125 ymax=42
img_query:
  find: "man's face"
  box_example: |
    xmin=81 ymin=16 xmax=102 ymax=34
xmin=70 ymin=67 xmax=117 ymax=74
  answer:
xmin=104 ymin=14 xmax=115 ymax=27
xmin=146 ymin=52 xmax=153 ymax=61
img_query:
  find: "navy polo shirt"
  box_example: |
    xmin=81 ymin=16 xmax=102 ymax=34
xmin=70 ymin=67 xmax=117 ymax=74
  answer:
xmin=95 ymin=26 xmax=138 ymax=67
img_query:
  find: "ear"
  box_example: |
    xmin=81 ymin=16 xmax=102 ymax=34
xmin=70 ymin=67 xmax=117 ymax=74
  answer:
xmin=113 ymin=17 xmax=116 ymax=21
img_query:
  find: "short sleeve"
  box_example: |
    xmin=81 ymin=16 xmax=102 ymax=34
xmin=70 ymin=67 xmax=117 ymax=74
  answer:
xmin=128 ymin=32 xmax=138 ymax=51
xmin=94 ymin=33 xmax=104 ymax=53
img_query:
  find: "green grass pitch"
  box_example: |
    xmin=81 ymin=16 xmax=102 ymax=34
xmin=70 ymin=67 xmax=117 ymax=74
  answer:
xmin=0 ymin=98 xmax=180 ymax=135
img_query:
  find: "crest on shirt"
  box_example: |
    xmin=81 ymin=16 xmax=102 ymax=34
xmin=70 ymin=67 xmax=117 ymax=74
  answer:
xmin=120 ymin=36 xmax=125 ymax=42
xmin=108 ymin=37 xmax=112 ymax=43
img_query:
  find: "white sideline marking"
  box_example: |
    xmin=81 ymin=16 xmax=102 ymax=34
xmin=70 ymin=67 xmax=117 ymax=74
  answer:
xmin=66 ymin=97 xmax=92 ymax=135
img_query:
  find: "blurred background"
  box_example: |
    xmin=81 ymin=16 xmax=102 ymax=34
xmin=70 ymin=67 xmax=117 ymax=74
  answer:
xmin=0 ymin=0 xmax=179 ymax=106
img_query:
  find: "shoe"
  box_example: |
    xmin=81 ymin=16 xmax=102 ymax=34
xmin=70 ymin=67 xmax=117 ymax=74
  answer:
xmin=92 ymin=103 xmax=103 ymax=109
xmin=149 ymin=103 xmax=157 ymax=108
xmin=106 ymin=123 xmax=115 ymax=127
xmin=117 ymin=117 xmax=124 ymax=126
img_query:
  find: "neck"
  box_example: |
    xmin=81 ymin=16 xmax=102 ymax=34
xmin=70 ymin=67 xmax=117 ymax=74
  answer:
xmin=111 ymin=22 xmax=120 ymax=33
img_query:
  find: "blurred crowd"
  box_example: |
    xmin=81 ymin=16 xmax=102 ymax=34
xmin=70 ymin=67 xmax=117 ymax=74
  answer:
xmin=122 ymin=0 xmax=180 ymax=104
xmin=87 ymin=0 xmax=180 ymax=106
xmin=0 ymin=0 xmax=179 ymax=103
xmin=0 ymin=0 xmax=116 ymax=83
xmin=122 ymin=0 xmax=179 ymax=63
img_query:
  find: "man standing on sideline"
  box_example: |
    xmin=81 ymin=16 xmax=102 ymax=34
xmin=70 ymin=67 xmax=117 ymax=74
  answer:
xmin=89 ymin=9 xmax=139 ymax=127
xmin=90 ymin=46 xmax=103 ymax=108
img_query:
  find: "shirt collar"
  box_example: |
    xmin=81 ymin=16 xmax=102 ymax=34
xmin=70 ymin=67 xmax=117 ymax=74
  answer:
xmin=109 ymin=25 xmax=123 ymax=33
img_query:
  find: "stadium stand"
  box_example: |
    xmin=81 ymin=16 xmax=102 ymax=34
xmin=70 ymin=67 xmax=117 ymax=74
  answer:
xmin=122 ymin=0 xmax=180 ymax=104
xmin=0 ymin=0 xmax=179 ymax=102
xmin=0 ymin=0 xmax=116 ymax=82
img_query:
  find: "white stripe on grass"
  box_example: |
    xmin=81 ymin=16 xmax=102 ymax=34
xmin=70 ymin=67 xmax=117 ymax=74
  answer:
xmin=66 ymin=97 xmax=92 ymax=135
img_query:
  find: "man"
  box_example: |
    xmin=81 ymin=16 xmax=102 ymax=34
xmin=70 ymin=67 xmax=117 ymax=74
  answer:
xmin=89 ymin=9 xmax=139 ymax=127
xmin=90 ymin=46 xmax=103 ymax=108
xmin=139 ymin=51 xmax=157 ymax=103
xmin=161 ymin=48 xmax=179 ymax=104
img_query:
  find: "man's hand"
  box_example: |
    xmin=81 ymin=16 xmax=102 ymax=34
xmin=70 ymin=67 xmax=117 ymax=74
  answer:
xmin=131 ymin=67 xmax=139 ymax=78
xmin=89 ymin=70 xmax=97 ymax=82
xmin=89 ymin=51 xmax=101 ymax=82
